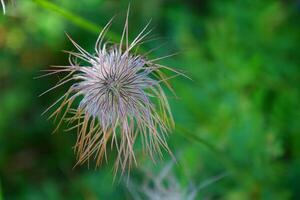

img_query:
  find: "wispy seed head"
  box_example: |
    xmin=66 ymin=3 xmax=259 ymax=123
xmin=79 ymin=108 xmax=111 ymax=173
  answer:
xmin=127 ymin=162 xmax=227 ymax=200
xmin=40 ymin=8 xmax=184 ymax=174
xmin=128 ymin=162 xmax=198 ymax=200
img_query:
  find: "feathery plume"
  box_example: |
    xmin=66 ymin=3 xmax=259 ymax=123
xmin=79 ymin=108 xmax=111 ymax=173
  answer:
xmin=127 ymin=162 xmax=227 ymax=200
xmin=40 ymin=7 xmax=183 ymax=174
xmin=1 ymin=0 xmax=5 ymax=14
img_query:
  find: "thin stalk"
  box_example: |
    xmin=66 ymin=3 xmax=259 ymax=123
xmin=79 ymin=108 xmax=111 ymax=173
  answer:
xmin=32 ymin=0 xmax=119 ymax=41
xmin=176 ymin=124 xmax=238 ymax=172
xmin=0 ymin=179 xmax=2 ymax=200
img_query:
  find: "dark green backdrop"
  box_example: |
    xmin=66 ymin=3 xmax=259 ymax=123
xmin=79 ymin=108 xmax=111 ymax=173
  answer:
xmin=0 ymin=0 xmax=299 ymax=199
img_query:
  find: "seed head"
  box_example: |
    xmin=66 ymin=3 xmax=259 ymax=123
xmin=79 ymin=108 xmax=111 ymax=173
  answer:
xmin=40 ymin=9 xmax=183 ymax=174
xmin=127 ymin=162 xmax=227 ymax=200
xmin=127 ymin=162 xmax=198 ymax=200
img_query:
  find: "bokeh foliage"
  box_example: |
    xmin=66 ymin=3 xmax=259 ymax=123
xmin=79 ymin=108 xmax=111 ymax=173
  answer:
xmin=0 ymin=0 xmax=299 ymax=199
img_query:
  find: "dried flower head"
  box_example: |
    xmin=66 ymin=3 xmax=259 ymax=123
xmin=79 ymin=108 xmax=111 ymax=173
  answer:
xmin=40 ymin=8 xmax=184 ymax=174
xmin=1 ymin=0 xmax=5 ymax=14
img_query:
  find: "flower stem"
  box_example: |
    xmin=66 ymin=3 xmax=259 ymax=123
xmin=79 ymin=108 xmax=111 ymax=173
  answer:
xmin=32 ymin=0 xmax=119 ymax=41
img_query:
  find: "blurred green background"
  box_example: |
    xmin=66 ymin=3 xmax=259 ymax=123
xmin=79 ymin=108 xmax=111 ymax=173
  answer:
xmin=0 ymin=0 xmax=300 ymax=199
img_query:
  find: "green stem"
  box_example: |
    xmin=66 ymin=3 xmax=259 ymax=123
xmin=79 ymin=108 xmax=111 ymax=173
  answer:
xmin=176 ymin=124 xmax=238 ymax=172
xmin=32 ymin=0 xmax=119 ymax=41
xmin=0 ymin=179 xmax=2 ymax=200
